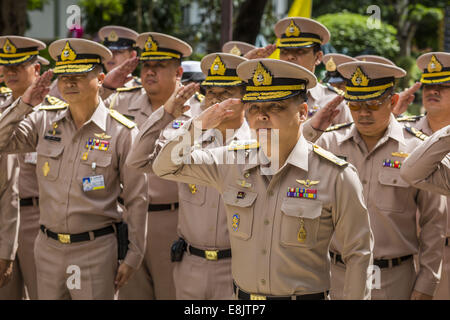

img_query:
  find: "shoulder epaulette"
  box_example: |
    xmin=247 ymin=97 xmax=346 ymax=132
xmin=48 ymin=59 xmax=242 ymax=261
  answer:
xmin=326 ymin=83 xmax=345 ymax=97
xmin=117 ymin=85 xmax=142 ymax=92
xmin=228 ymin=140 xmax=259 ymax=151
xmin=396 ymin=114 xmax=424 ymax=122
xmin=313 ymin=144 xmax=348 ymax=167
xmin=195 ymin=92 xmax=205 ymax=102
xmin=132 ymin=77 xmax=142 ymax=86
xmin=0 ymin=87 xmax=12 ymax=95
xmin=325 ymin=122 xmax=353 ymax=132
xmin=404 ymin=124 xmax=428 ymax=141
xmin=39 ymin=95 xmax=69 ymax=111
xmin=109 ymin=109 xmax=136 ymax=129
xmin=38 ymin=105 xmax=68 ymax=111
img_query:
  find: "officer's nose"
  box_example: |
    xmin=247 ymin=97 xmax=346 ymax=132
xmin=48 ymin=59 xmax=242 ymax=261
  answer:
xmin=257 ymin=112 xmax=269 ymax=122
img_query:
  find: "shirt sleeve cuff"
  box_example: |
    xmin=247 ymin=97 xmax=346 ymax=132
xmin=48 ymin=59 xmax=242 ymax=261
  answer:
xmin=414 ymin=272 xmax=439 ymax=297
xmin=123 ymin=250 xmax=143 ymax=270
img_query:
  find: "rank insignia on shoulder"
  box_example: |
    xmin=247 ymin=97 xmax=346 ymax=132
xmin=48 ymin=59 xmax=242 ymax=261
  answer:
xmin=116 ymin=85 xmax=143 ymax=92
xmin=109 ymin=109 xmax=136 ymax=129
xmin=313 ymin=145 xmax=348 ymax=167
xmin=396 ymin=114 xmax=424 ymax=122
xmin=172 ymin=120 xmax=185 ymax=129
xmin=326 ymin=83 xmax=345 ymax=97
xmin=228 ymin=140 xmax=259 ymax=151
xmin=325 ymin=122 xmax=353 ymax=132
xmin=44 ymin=95 xmax=68 ymax=106
xmin=195 ymin=92 xmax=205 ymax=102
xmin=0 ymin=87 xmax=12 ymax=95
xmin=404 ymin=124 xmax=428 ymax=141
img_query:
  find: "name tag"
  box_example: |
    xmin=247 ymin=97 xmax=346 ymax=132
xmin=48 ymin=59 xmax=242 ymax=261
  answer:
xmin=44 ymin=135 xmax=61 ymax=142
xmin=82 ymin=175 xmax=105 ymax=192
xmin=24 ymin=152 xmax=37 ymax=164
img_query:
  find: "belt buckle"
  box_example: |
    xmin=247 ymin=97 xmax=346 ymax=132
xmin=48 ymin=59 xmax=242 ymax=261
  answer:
xmin=250 ymin=294 xmax=267 ymax=300
xmin=205 ymin=250 xmax=219 ymax=261
xmin=58 ymin=233 xmax=71 ymax=244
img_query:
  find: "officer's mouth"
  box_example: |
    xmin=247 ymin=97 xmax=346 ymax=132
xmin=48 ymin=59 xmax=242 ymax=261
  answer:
xmin=425 ymin=95 xmax=440 ymax=103
xmin=63 ymin=91 xmax=80 ymax=95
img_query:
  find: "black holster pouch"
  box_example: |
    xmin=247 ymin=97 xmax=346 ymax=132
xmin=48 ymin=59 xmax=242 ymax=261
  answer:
xmin=116 ymin=222 xmax=129 ymax=261
xmin=171 ymin=238 xmax=187 ymax=262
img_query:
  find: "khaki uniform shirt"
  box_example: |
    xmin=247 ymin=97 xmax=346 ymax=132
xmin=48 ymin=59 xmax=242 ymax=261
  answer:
xmin=104 ymin=87 xmax=201 ymax=205
xmin=316 ymin=115 xmax=447 ymax=296
xmin=0 ymin=98 xmax=148 ymax=269
xmin=143 ymin=118 xmax=373 ymax=299
xmin=126 ymin=103 xmax=251 ymax=250
xmin=0 ymin=154 xmax=19 ymax=261
xmin=307 ymin=83 xmax=353 ymax=124
xmin=401 ymin=124 xmax=450 ymax=197
xmin=0 ymin=95 xmax=39 ymax=199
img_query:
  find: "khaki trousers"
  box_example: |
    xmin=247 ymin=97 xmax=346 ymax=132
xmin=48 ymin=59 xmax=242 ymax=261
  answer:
xmin=34 ymin=231 xmax=117 ymax=300
xmin=0 ymin=205 xmax=39 ymax=300
xmin=330 ymin=257 xmax=416 ymax=300
xmin=173 ymin=251 xmax=233 ymax=300
xmin=119 ymin=208 xmax=178 ymax=300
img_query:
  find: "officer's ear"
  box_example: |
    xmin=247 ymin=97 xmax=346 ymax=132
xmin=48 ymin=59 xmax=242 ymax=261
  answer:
xmin=298 ymin=102 xmax=308 ymax=122
xmin=389 ymin=93 xmax=400 ymax=112
xmin=97 ymin=72 xmax=105 ymax=86
xmin=34 ymin=63 xmax=41 ymax=76
xmin=176 ymin=65 xmax=183 ymax=81
xmin=314 ymin=50 xmax=323 ymax=66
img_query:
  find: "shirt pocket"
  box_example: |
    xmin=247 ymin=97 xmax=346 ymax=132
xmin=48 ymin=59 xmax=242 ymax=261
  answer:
xmin=179 ymin=183 xmax=207 ymax=206
xmin=222 ymin=187 xmax=257 ymax=241
xmin=377 ymin=170 xmax=411 ymax=212
xmin=280 ymin=197 xmax=322 ymax=248
xmin=78 ymin=152 xmax=113 ymax=179
xmin=36 ymin=144 xmax=65 ymax=181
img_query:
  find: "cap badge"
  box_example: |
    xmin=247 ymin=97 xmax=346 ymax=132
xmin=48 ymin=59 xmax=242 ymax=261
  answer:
xmin=61 ymin=41 xmax=77 ymax=62
xmin=427 ymin=55 xmax=443 ymax=73
xmin=3 ymin=38 xmax=16 ymax=54
xmin=285 ymin=20 xmax=301 ymax=37
xmin=351 ymin=67 xmax=370 ymax=87
xmin=229 ymin=45 xmax=241 ymax=56
xmin=210 ymin=55 xmax=226 ymax=75
xmin=326 ymin=57 xmax=337 ymax=72
xmin=253 ymin=62 xmax=272 ymax=86
xmin=108 ymin=31 xmax=119 ymax=42
xmin=144 ymin=36 xmax=158 ymax=52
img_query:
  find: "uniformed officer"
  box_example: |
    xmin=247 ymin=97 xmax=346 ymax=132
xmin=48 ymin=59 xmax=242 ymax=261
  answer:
xmin=0 ymin=36 xmax=48 ymax=300
xmin=141 ymin=58 xmax=374 ymax=300
xmin=355 ymin=54 xmax=396 ymax=66
xmin=322 ymin=53 xmax=356 ymax=92
xmin=314 ymin=61 xmax=447 ymax=300
xmin=126 ymin=52 xmax=250 ymax=299
xmin=398 ymin=52 xmax=450 ymax=299
xmin=222 ymin=41 xmax=256 ymax=57
xmin=0 ymin=38 xmax=148 ymax=299
xmin=181 ymin=61 xmax=206 ymax=86
xmin=273 ymin=17 xmax=351 ymax=124
xmin=104 ymin=32 xmax=199 ymax=300
xmin=0 ymin=155 xmax=19 ymax=290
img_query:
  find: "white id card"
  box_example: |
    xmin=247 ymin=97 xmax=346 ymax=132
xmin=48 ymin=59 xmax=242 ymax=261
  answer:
xmin=24 ymin=152 xmax=37 ymax=164
xmin=82 ymin=175 xmax=105 ymax=192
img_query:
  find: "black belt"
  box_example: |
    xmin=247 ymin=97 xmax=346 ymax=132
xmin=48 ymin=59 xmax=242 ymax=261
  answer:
xmin=187 ymin=244 xmax=231 ymax=261
xmin=330 ymin=251 xmax=413 ymax=269
xmin=233 ymin=282 xmax=328 ymax=301
xmin=118 ymin=197 xmax=179 ymax=212
xmin=20 ymin=197 xmax=39 ymax=207
xmin=40 ymin=225 xmax=115 ymax=244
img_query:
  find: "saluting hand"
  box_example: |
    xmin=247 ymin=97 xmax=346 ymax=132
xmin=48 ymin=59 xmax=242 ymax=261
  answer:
xmin=164 ymin=82 xmax=200 ymax=118
xmin=114 ymin=261 xmax=135 ymax=293
xmin=392 ymin=82 xmax=421 ymax=117
xmin=103 ymin=56 xmax=140 ymax=90
xmin=310 ymin=95 xmax=344 ymax=131
xmin=22 ymin=70 xmax=53 ymax=107
xmin=195 ymin=98 xmax=242 ymax=130
xmin=244 ymin=44 xmax=277 ymax=60
xmin=0 ymin=259 xmax=13 ymax=288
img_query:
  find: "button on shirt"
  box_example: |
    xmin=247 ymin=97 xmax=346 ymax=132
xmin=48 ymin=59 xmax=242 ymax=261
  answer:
xmin=316 ymin=115 xmax=447 ymax=296
xmin=0 ymin=98 xmax=148 ymax=269
xmin=145 ymin=118 xmax=373 ymax=299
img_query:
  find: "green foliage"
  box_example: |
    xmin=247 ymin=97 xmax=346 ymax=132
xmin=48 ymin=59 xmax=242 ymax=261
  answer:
xmin=27 ymin=0 xmax=50 ymax=10
xmin=317 ymin=13 xmax=400 ymax=59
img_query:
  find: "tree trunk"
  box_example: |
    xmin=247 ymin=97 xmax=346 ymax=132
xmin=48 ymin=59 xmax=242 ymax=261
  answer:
xmin=0 ymin=0 xmax=28 ymax=36
xmin=232 ymin=0 xmax=269 ymax=45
